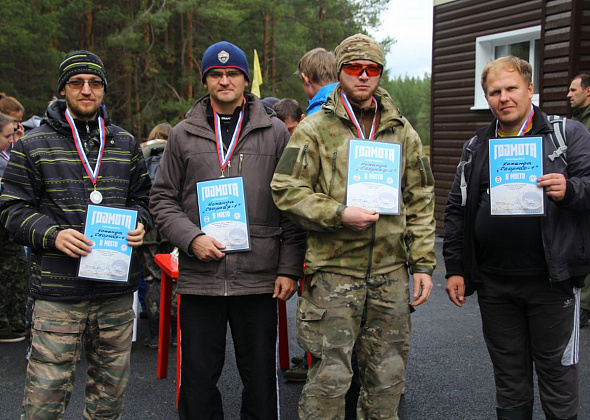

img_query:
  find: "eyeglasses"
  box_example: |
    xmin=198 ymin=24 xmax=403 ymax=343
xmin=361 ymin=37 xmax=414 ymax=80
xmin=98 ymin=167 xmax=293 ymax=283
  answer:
xmin=65 ymin=79 xmax=105 ymax=90
xmin=207 ymin=70 xmax=243 ymax=80
xmin=341 ymin=62 xmax=383 ymax=77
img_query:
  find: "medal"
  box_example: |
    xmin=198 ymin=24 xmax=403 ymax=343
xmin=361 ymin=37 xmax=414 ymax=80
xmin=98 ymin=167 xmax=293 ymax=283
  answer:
xmin=90 ymin=190 xmax=103 ymax=204
xmin=65 ymin=109 xmax=106 ymax=202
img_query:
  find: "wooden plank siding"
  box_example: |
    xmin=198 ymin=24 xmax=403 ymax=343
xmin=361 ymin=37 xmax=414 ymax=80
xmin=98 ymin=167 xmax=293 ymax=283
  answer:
xmin=431 ymin=0 xmax=590 ymax=234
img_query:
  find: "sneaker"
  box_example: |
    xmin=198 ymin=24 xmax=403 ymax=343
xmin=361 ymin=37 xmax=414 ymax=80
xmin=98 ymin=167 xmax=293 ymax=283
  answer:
xmin=283 ymin=362 xmax=308 ymax=382
xmin=143 ymin=336 xmax=158 ymax=349
xmin=0 ymin=332 xmax=26 ymax=343
xmin=291 ymin=354 xmax=305 ymax=366
xmin=581 ymin=309 xmax=589 ymax=328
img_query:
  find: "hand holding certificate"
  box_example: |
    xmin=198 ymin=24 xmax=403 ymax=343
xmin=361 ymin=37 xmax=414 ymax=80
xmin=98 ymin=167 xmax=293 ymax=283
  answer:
xmin=78 ymin=205 xmax=138 ymax=282
xmin=488 ymin=137 xmax=545 ymax=216
xmin=346 ymin=139 xmax=402 ymax=215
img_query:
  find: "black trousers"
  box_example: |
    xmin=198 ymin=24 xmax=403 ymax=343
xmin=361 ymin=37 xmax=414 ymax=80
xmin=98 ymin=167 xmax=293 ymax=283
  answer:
xmin=477 ymin=273 xmax=579 ymax=419
xmin=178 ymin=294 xmax=278 ymax=420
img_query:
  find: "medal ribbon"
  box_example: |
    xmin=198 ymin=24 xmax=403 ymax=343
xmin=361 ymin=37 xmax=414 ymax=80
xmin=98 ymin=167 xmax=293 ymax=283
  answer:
xmin=0 ymin=150 xmax=9 ymax=161
xmin=340 ymin=91 xmax=378 ymax=140
xmin=65 ymin=108 xmax=105 ymax=187
xmin=213 ymin=99 xmax=245 ymax=173
xmin=495 ymin=104 xmax=534 ymax=137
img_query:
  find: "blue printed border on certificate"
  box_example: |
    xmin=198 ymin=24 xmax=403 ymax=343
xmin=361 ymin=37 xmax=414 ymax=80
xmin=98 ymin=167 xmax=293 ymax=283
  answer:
xmin=346 ymin=139 xmax=402 ymax=215
xmin=196 ymin=176 xmax=250 ymax=253
xmin=78 ymin=205 xmax=138 ymax=282
xmin=489 ymin=137 xmax=544 ymax=216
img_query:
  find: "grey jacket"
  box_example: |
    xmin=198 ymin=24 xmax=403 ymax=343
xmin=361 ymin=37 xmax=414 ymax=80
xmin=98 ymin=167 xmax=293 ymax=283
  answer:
xmin=443 ymin=106 xmax=590 ymax=295
xmin=149 ymin=93 xmax=306 ymax=296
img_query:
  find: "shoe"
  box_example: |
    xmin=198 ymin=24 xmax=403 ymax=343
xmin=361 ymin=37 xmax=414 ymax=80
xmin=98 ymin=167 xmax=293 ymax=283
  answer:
xmin=291 ymin=354 xmax=305 ymax=366
xmin=143 ymin=336 xmax=158 ymax=349
xmin=283 ymin=362 xmax=308 ymax=382
xmin=0 ymin=332 xmax=26 ymax=343
xmin=581 ymin=309 xmax=589 ymax=328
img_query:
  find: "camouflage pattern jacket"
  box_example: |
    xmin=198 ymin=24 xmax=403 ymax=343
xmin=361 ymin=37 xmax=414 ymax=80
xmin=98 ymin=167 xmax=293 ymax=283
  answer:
xmin=0 ymin=100 xmax=153 ymax=302
xmin=271 ymin=85 xmax=436 ymax=278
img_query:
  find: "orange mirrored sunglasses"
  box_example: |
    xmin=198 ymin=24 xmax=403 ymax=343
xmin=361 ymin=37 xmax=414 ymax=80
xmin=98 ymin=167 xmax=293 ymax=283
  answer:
xmin=341 ymin=62 xmax=383 ymax=77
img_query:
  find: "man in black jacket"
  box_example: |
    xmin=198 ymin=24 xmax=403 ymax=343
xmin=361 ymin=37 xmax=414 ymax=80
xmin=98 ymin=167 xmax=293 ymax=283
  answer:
xmin=444 ymin=56 xmax=590 ymax=420
xmin=0 ymin=50 xmax=152 ymax=419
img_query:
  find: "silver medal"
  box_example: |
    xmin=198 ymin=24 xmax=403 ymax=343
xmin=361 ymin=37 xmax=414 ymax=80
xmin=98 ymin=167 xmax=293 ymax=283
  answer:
xmin=90 ymin=190 xmax=103 ymax=204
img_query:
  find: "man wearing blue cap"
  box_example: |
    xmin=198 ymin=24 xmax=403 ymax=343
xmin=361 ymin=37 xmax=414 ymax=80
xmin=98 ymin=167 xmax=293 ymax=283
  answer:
xmin=150 ymin=41 xmax=306 ymax=419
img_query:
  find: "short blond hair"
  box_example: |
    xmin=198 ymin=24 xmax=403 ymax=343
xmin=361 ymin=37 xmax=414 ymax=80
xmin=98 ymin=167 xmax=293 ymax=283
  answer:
xmin=297 ymin=48 xmax=338 ymax=85
xmin=481 ymin=55 xmax=532 ymax=94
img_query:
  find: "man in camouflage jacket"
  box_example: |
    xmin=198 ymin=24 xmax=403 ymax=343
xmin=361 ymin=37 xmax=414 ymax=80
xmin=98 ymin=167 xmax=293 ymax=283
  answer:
xmin=271 ymin=34 xmax=436 ymax=420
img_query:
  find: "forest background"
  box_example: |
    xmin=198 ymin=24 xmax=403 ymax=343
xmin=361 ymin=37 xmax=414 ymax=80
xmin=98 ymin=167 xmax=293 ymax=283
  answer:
xmin=0 ymin=0 xmax=430 ymax=144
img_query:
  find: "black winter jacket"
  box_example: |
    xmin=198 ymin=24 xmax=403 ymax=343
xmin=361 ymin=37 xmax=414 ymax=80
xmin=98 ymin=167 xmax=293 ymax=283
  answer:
xmin=443 ymin=107 xmax=590 ymax=295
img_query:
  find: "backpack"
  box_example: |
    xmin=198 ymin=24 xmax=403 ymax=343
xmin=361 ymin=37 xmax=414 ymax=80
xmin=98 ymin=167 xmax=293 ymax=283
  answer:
xmin=459 ymin=116 xmax=567 ymax=206
xmin=141 ymin=140 xmax=167 ymax=182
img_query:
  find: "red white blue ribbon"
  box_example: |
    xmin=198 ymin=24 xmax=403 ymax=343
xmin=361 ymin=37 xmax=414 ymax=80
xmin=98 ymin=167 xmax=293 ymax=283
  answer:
xmin=0 ymin=150 xmax=9 ymax=162
xmin=213 ymin=99 xmax=245 ymax=175
xmin=65 ymin=108 xmax=105 ymax=186
xmin=495 ymin=104 xmax=534 ymax=137
xmin=340 ymin=90 xmax=378 ymax=140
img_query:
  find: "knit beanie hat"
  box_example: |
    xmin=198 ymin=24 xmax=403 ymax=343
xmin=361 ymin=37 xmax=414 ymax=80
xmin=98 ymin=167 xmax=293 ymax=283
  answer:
xmin=58 ymin=50 xmax=107 ymax=93
xmin=334 ymin=33 xmax=385 ymax=73
xmin=201 ymin=41 xmax=250 ymax=83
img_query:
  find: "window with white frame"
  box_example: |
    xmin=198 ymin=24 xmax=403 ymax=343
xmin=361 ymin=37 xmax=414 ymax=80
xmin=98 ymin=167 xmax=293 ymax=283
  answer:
xmin=472 ymin=26 xmax=541 ymax=110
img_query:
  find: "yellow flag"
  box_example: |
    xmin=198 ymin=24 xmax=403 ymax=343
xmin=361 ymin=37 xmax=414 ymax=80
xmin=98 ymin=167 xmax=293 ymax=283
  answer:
xmin=251 ymin=49 xmax=263 ymax=98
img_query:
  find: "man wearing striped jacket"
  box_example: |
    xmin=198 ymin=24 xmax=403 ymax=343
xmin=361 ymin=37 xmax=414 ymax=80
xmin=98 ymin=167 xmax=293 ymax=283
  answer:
xmin=0 ymin=50 xmax=152 ymax=420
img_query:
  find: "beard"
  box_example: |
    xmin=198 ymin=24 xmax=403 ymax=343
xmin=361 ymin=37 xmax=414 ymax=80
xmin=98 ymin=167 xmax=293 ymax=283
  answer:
xmin=65 ymin=97 xmax=100 ymax=120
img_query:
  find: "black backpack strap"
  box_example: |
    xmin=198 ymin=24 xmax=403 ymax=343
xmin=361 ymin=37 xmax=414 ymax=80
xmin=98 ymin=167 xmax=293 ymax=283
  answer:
xmin=547 ymin=115 xmax=567 ymax=165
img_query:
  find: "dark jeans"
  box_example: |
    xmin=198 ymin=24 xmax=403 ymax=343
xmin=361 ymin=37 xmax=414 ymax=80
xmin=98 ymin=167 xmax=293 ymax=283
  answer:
xmin=178 ymin=294 xmax=278 ymax=420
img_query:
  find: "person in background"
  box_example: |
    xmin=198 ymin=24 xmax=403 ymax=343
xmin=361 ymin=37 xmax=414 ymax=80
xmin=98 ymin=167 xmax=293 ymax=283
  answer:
xmin=567 ymin=73 xmax=590 ymax=328
xmin=567 ymin=73 xmax=590 ymax=130
xmin=0 ymin=50 xmax=152 ymax=419
xmin=0 ymin=113 xmax=28 ymax=344
xmin=140 ymin=123 xmax=176 ymax=348
xmin=444 ymin=56 xmax=590 ymax=420
xmin=0 ymin=93 xmax=25 ymax=142
xmin=273 ymin=98 xmax=304 ymax=135
xmin=149 ymin=41 xmax=306 ymax=420
xmin=297 ymin=47 xmax=339 ymax=115
xmin=271 ymin=33 xmax=435 ymax=419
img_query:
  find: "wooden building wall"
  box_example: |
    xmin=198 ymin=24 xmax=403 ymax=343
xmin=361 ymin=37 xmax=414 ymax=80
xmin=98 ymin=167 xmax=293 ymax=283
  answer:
xmin=431 ymin=0 xmax=589 ymax=234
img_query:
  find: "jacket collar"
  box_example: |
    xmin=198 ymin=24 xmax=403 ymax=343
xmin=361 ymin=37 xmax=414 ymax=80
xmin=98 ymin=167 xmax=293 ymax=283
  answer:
xmin=477 ymin=104 xmax=551 ymax=140
xmin=183 ymin=92 xmax=273 ymax=139
xmin=325 ymin=85 xmax=405 ymax=133
xmin=42 ymin=99 xmax=112 ymax=136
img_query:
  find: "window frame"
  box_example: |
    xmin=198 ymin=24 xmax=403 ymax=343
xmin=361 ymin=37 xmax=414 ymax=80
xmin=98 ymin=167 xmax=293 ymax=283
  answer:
xmin=472 ymin=26 xmax=541 ymax=110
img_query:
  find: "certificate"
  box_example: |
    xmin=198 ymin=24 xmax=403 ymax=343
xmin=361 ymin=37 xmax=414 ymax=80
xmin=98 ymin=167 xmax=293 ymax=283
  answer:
xmin=489 ymin=137 xmax=544 ymax=216
xmin=196 ymin=176 xmax=250 ymax=252
xmin=346 ymin=139 xmax=402 ymax=215
xmin=78 ymin=205 xmax=138 ymax=282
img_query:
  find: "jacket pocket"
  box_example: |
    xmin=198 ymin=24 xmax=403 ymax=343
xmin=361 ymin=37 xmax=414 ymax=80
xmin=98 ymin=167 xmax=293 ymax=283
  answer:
xmin=296 ymin=295 xmax=326 ymax=357
xmin=236 ymin=225 xmax=282 ymax=275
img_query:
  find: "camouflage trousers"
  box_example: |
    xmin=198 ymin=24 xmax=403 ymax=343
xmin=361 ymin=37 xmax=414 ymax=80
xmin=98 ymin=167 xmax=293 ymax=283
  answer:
xmin=139 ymin=243 xmax=177 ymax=318
xmin=297 ymin=268 xmax=411 ymax=420
xmin=22 ymin=294 xmax=135 ymax=420
xmin=0 ymin=230 xmax=29 ymax=335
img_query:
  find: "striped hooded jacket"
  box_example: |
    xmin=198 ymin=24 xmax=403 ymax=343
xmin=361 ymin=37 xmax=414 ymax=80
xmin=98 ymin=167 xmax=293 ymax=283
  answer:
xmin=0 ymin=99 xmax=152 ymax=301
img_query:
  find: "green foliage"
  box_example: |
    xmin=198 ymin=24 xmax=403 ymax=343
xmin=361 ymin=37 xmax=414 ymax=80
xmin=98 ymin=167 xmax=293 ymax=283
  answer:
xmin=0 ymin=0 xmax=393 ymax=139
xmin=381 ymin=73 xmax=431 ymax=145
